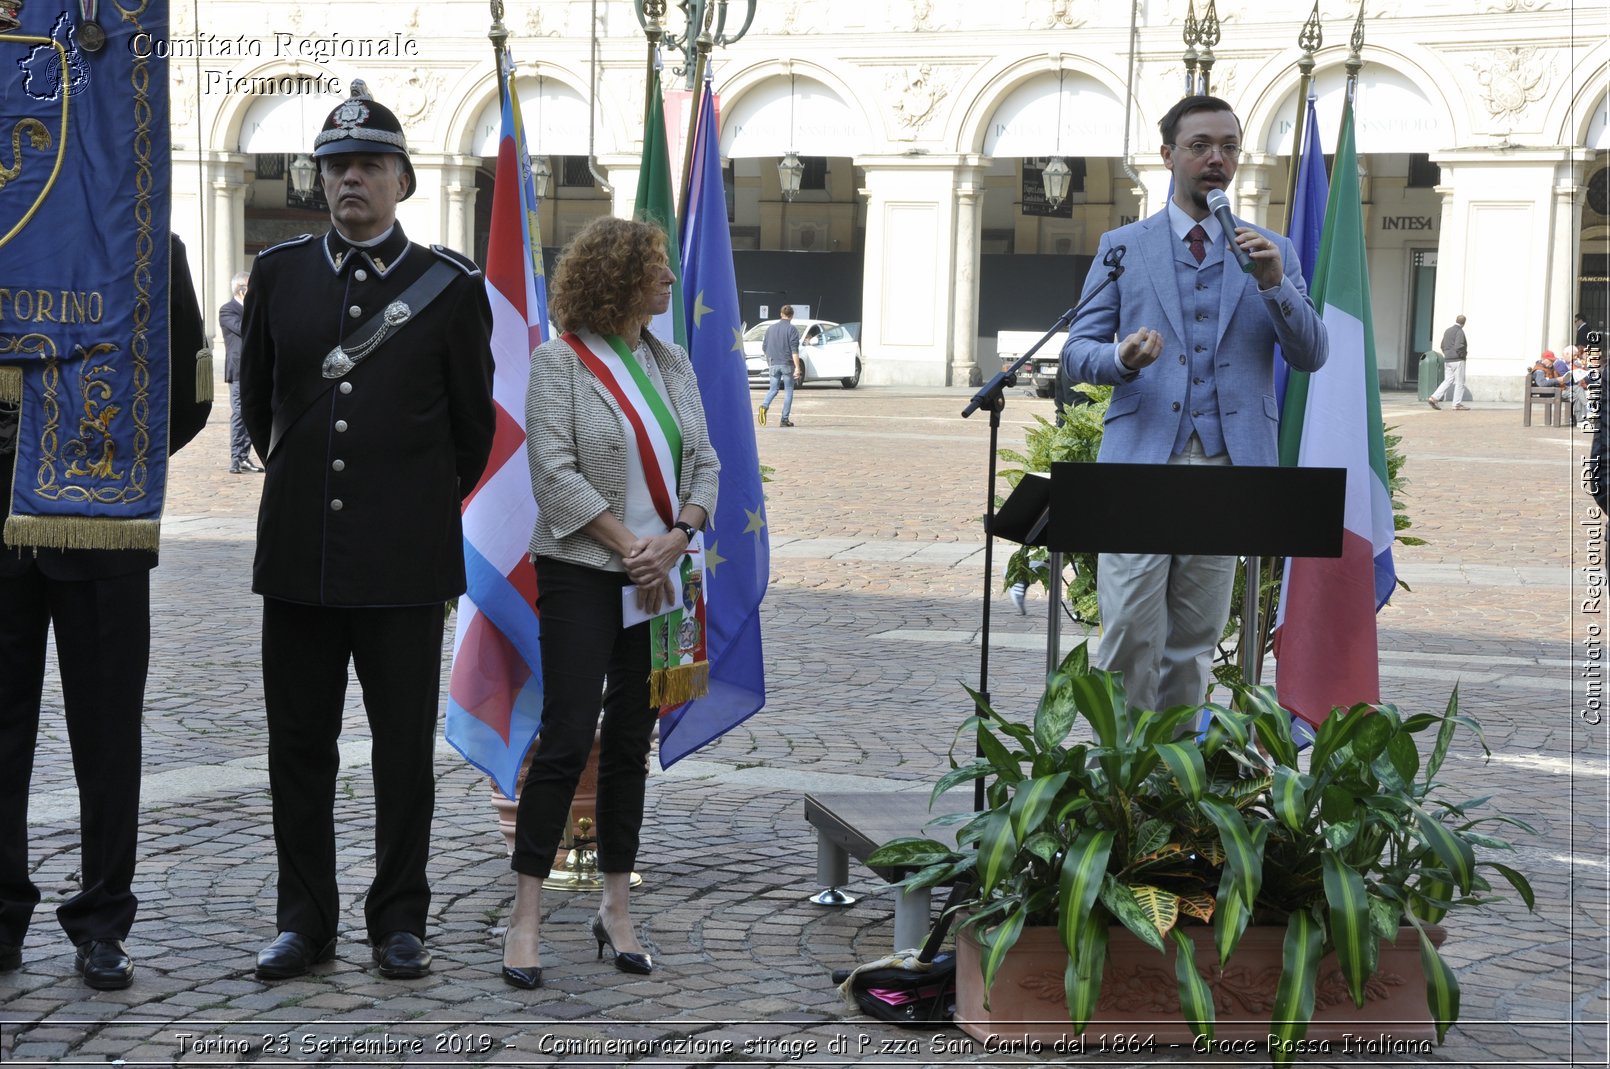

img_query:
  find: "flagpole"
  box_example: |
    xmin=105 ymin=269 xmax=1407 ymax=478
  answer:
xmin=680 ymin=4 xmax=716 ymax=211
xmin=640 ymin=0 xmax=664 ymax=129
xmin=1281 ymin=3 xmax=1322 ymax=233
xmin=488 ymin=0 xmax=508 ymax=102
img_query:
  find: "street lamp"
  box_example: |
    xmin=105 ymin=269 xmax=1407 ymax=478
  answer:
xmin=1041 ymin=157 xmax=1071 ymax=211
xmin=633 ymin=0 xmax=757 ymax=91
xmin=288 ymin=154 xmax=318 ymax=195
xmin=777 ymin=151 xmax=803 ymax=202
xmin=532 ymin=155 xmax=552 ymax=199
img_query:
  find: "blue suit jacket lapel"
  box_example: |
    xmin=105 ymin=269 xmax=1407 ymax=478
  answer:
xmin=1141 ymin=212 xmax=1187 ymax=342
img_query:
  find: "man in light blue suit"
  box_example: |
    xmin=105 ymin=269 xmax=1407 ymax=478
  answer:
xmin=1061 ymin=95 xmax=1328 ymax=713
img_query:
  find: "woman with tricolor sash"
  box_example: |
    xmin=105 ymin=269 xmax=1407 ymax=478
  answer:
xmin=501 ymin=217 xmax=720 ymax=988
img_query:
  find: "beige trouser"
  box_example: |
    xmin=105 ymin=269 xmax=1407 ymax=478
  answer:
xmin=1094 ymin=439 xmax=1237 ymax=713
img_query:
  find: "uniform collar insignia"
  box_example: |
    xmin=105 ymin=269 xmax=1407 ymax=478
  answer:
xmin=323 ymin=226 xmax=409 ymax=277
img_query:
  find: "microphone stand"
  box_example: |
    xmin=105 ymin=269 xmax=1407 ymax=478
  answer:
xmin=961 ymin=245 xmax=1126 ymax=811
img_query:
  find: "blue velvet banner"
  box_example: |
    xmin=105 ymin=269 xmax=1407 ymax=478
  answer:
xmin=0 ymin=0 xmax=172 ymax=550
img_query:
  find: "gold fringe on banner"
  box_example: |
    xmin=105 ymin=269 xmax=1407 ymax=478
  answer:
xmin=650 ymin=660 xmax=709 ymax=708
xmin=3 ymin=514 xmax=161 ymax=551
xmin=0 ymin=366 xmax=19 ymax=403
xmin=194 ymin=347 xmax=214 ymax=404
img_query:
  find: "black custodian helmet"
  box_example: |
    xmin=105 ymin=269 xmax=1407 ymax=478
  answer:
xmin=312 ymin=80 xmax=416 ymax=200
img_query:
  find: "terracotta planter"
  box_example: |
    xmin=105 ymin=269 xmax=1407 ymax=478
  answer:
xmin=956 ymin=922 xmax=1445 ymax=1054
xmin=490 ymin=731 xmax=603 ymax=864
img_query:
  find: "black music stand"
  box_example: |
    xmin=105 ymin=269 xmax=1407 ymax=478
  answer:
xmin=992 ymin=461 xmax=1346 ymax=676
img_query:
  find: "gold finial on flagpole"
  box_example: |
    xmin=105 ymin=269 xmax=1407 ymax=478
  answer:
xmin=1345 ymin=0 xmax=1366 ymax=101
xmin=1280 ymin=1 xmax=1324 ymax=232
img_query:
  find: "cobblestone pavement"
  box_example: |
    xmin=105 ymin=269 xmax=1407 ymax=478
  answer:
xmin=1 ymin=386 xmax=1604 ymax=1068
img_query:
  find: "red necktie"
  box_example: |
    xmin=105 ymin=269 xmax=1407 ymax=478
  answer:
xmin=1186 ymin=224 xmax=1207 ymax=264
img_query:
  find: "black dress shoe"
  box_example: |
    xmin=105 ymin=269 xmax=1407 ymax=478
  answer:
xmin=255 ymin=932 xmax=334 ymax=980
xmin=372 ymin=931 xmax=431 ymax=979
xmin=228 ymin=464 xmax=242 ymax=474
xmin=74 ymin=939 xmax=133 ymax=990
xmin=591 ymin=915 xmax=652 ymax=975
xmin=243 ymin=459 xmax=264 ymax=473
xmin=0 ymin=943 xmax=21 ymax=972
xmin=500 ymin=930 xmax=541 ymax=990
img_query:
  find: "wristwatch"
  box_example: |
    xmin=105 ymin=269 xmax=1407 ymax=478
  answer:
xmin=673 ymin=521 xmax=698 ymax=544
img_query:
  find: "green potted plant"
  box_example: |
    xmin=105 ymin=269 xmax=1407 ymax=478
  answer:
xmin=867 ymin=644 xmax=1534 ymax=1066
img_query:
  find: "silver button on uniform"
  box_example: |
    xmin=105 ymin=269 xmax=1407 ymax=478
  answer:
xmin=339 ymin=382 xmax=353 ymax=394
xmin=354 ymin=269 xmax=368 ymax=282
xmin=330 ymin=499 xmax=344 ymax=511
xmin=349 ymin=305 xmax=362 ymax=318
xmin=335 ymin=420 xmax=348 ymax=432
xmin=332 ymin=459 xmax=346 ymax=472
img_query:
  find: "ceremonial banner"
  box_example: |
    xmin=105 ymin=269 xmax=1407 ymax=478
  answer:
xmin=0 ymin=0 xmax=172 ymax=550
xmin=658 ymin=82 xmax=769 ymax=767
xmin=445 ymin=51 xmax=549 ymax=799
xmin=1273 ymin=98 xmax=1396 ymax=726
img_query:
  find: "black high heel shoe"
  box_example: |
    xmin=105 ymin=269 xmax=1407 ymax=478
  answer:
xmin=591 ymin=914 xmax=652 ymax=975
xmin=501 ymin=928 xmax=542 ymax=990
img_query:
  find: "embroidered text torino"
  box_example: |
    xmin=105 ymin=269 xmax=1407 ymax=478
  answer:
xmin=0 ymin=289 xmax=104 ymax=324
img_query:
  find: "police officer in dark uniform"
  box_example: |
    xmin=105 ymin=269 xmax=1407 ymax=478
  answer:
xmin=239 ymin=82 xmax=495 ymax=981
xmin=0 ymin=235 xmax=212 ymax=989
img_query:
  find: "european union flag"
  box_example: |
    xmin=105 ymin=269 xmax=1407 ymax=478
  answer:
xmin=657 ymin=82 xmax=769 ymax=767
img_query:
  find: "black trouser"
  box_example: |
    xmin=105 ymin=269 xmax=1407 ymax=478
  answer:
xmin=513 ymin=557 xmax=655 ymax=878
xmin=0 ymin=568 xmax=147 ymax=947
xmin=261 ymin=598 xmax=442 ymax=944
xmin=227 ymin=381 xmax=252 ymax=465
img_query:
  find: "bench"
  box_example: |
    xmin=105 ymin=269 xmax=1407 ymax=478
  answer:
xmin=1524 ymin=375 xmax=1562 ymax=427
xmin=803 ymin=791 xmax=973 ymax=951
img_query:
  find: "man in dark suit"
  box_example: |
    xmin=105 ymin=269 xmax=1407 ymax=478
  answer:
xmin=219 ymin=271 xmax=260 ymax=474
xmin=1061 ymin=94 xmax=1327 ymax=713
xmin=0 ymin=236 xmax=212 ymax=989
xmin=239 ymin=82 xmax=495 ymax=981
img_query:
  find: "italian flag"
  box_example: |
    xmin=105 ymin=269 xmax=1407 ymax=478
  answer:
xmin=1272 ymin=98 xmax=1397 ymax=726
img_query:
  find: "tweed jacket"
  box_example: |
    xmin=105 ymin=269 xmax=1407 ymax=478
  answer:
xmin=526 ymin=332 xmax=721 ymax=570
xmin=1061 ymin=207 xmax=1327 ymax=468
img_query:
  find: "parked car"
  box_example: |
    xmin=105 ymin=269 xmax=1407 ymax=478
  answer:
xmin=743 ymin=318 xmax=863 ymax=389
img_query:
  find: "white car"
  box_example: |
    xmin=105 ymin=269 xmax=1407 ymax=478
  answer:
xmin=743 ymin=318 xmax=863 ymax=389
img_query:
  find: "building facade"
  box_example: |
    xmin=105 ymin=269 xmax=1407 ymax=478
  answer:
xmin=170 ymin=0 xmax=1609 ymax=400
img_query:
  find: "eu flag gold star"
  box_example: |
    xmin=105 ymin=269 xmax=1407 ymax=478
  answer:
xmin=730 ymin=325 xmax=744 ymax=352
xmin=692 ymin=291 xmax=713 ymax=328
xmin=704 ymin=541 xmax=728 ymax=575
xmin=743 ymin=506 xmax=765 ymax=536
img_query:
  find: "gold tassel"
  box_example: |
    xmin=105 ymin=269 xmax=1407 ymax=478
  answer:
xmin=649 ymin=660 xmax=710 ymax=707
xmin=4 ymin=514 xmax=160 ymax=551
xmin=194 ymin=348 xmax=214 ymax=404
xmin=0 ymin=366 xmax=19 ymax=403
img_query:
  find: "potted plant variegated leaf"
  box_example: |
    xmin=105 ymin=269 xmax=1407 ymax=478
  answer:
xmin=866 ymin=643 xmax=1534 ymax=1067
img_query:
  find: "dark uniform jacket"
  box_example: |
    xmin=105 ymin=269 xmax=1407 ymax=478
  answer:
xmin=239 ymin=224 xmax=495 ymax=607
xmin=0 ymin=234 xmax=212 ymax=581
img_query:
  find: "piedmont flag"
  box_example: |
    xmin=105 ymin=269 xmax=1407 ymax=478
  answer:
xmin=445 ymin=53 xmax=550 ymax=797
xmin=1273 ymin=97 xmax=1396 ymax=726
xmin=1274 ymin=91 xmax=1329 ymax=411
xmin=658 ymin=81 xmax=770 ymax=767
xmin=636 ymin=61 xmax=687 ymax=347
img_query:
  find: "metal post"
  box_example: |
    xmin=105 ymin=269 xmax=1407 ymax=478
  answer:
xmin=1181 ymin=0 xmax=1200 ymax=97
xmin=1197 ymin=0 xmax=1221 ymax=97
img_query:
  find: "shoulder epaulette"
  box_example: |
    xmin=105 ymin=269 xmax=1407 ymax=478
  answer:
xmin=258 ymin=234 xmax=315 ymax=257
xmin=430 ymin=244 xmax=482 ymax=277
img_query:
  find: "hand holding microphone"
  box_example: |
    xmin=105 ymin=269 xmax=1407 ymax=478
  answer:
xmin=1205 ymin=189 xmax=1283 ymax=290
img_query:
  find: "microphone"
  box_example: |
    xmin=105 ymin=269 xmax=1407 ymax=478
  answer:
xmin=1205 ymin=189 xmax=1256 ymax=274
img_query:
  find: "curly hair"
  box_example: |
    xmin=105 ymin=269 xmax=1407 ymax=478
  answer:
xmin=548 ymin=216 xmax=670 ymax=337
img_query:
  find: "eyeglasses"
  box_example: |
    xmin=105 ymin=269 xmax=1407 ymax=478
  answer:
xmin=1172 ymin=141 xmax=1241 ymax=161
